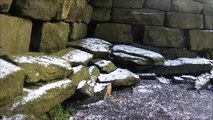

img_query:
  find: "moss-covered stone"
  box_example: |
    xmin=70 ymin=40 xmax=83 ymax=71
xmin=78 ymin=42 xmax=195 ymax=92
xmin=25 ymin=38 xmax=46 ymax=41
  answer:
xmin=0 ymin=79 xmax=76 ymax=117
xmin=88 ymin=66 xmax=100 ymax=81
xmin=0 ymin=14 xmax=32 ymax=56
xmin=6 ymin=53 xmax=72 ymax=83
xmin=69 ymin=23 xmax=87 ymax=40
xmin=92 ymin=8 xmax=111 ymax=21
xmin=0 ymin=59 xmax=25 ymax=107
xmin=0 ymin=0 xmax=13 ymax=12
xmin=95 ymin=60 xmax=117 ymax=73
xmin=83 ymin=4 xmax=93 ymax=24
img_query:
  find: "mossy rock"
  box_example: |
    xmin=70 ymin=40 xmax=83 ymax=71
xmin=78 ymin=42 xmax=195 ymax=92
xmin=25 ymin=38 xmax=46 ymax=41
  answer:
xmin=95 ymin=60 xmax=117 ymax=73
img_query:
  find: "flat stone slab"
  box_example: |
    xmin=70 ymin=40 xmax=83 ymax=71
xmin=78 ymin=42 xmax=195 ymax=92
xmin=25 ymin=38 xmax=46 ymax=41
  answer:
xmin=148 ymin=58 xmax=213 ymax=76
xmin=0 ymin=79 xmax=75 ymax=117
xmin=8 ymin=54 xmax=72 ymax=83
xmin=112 ymin=45 xmax=165 ymax=65
xmin=68 ymin=38 xmax=112 ymax=58
xmin=53 ymin=48 xmax=93 ymax=65
xmin=95 ymin=60 xmax=117 ymax=73
xmin=0 ymin=59 xmax=25 ymax=107
xmin=98 ymin=68 xmax=139 ymax=86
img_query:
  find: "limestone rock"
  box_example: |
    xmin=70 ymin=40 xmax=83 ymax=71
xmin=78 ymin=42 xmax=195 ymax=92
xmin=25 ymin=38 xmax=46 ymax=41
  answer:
xmin=0 ymin=0 xmax=12 ymax=12
xmin=0 ymin=59 xmax=25 ymax=107
xmin=145 ymin=0 xmax=171 ymax=11
xmin=53 ymin=48 xmax=93 ymax=66
xmin=167 ymin=12 xmax=203 ymax=29
xmin=172 ymin=0 xmax=203 ymax=14
xmin=113 ymin=0 xmax=145 ymax=8
xmin=112 ymin=45 xmax=165 ymax=66
xmin=68 ymin=38 xmax=112 ymax=58
xmin=148 ymin=58 xmax=213 ymax=76
xmin=12 ymin=0 xmax=61 ymax=21
xmin=88 ymin=66 xmax=100 ymax=81
xmin=205 ymin=15 xmax=213 ymax=29
xmin=55 ymin=0 xmax=73 ymax=20
xmin=95 ymin=60 xmax=117 ymax=73
xmin=112 ymin=8 xmax=165 ymax=26
xmin=144 ymin=26 xmax=185 ymax=48
xmin=68 ymin=65 xmax=90 ymax=85
xmin=82 ymin=4 xmax=93 ymax=24
xmin=98 ymin=68 xmax=140 ymax=86
xmin=93 ymin=83 xmax=112 ymax=100
xmin=92 ymin=8 xmax=111 ymax=21
xmin=91 ymin=0 xmax=112 ymax=8
xmin=95 ymin=23 xmax=133 ymax=44
xmin=203 ymin=3 xmax=213 ymax=15
xmin=0 ymin=14 xmax=32 ymax=56
xmin=189 ymin=30 xmax=213 ymax=50
xmin=31 ymin=22 xmax=70 ymax=54
xmin=69 ymin=23 xmax=87 ymax=40
xmin=7 ymin=54 xmax=72 ymax=83
xmin=0 ymin=79 xmax=76 ymax=116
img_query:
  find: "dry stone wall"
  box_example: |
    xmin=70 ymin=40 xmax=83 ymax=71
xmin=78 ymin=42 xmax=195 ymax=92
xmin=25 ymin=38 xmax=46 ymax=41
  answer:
xmin=91 ymin=0 xmax=213 ymax=59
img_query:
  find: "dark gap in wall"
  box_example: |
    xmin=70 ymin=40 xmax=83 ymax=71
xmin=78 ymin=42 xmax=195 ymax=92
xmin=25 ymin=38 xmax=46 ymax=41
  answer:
xmin=29 ymin=20 xmax=43 ymax=52
xmin=131 ymin=24 xmax=145 ymax=44
xmin=164 ymin=12 xmax=169 ymax=27
xmin=87 ymin=21 xmax=97 ymax=37
xmin=183 ymin=29 xmax=191 ymax=50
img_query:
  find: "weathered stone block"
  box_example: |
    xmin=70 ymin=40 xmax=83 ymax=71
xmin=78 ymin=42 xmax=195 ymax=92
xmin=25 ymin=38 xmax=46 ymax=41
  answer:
xmin=0 ymin=14 xmax=32 ymax=56
xmin=83 ymin=4 xmax=93 ymax=24
xmin=31 ymin=22 xmax=70 ymax=54
xmin=190 ymin=30 xmax=213 ymax=50
xmin=0 ymin=59 xmax=25 ymax=107
xmin=91 ymin=0 xmax=112 ymax=8
xmin=92 ymin=8 xmax=111 ymax=21
xmin=144 ymin=26 xmax=185 ymax=48
xmin=113 ymin=0 xmax=145 ymax=8
xmin=145 ymin=0 xmax=171 ymax=11
xmin=167 ymin=12 xmax=203 ymax=29
xmin=0 ymin=0 xmax=12 ymax=12
xmin=69 ymin=23 xmax=87 ymax=40
xmin=203 ymin=3 xmax=213 ymax=15
xmin=172 ymin=0 xmax=203 ymax=14
xmin=112 ymin=8 xmax=165 ymax=26
xmin=95 ymin=23 xmax=132 ymax=44
xmin=12 ymin=0 xmax=61 ymax=21
xmin=205 ymin=15 xmax=213 ymax=29
xmin=55 ymin=0 xmax=72 ymax=20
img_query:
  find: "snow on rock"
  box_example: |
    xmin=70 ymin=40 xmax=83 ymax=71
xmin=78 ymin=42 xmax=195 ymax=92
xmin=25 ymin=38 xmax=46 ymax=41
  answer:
xmin=72 ymin=65 xmax=84 ymax=73
xmin=98 ymin=68 xmax=139 ymax=83
xmin=61 ymin=48 xmax=93 ymax=64
xmin=195 ymin=73 xmax=211 ymax=90
xmin=94 ymin=83 xmax=109 ymax=93
xmin=2 ymin=114 xmax=29 ymax=120
xmin=11 ymin=79 xmax=71 ymax=110
xmin=14 ymin=55 xmax=72 ymax=70
xmin=0 ymin=59 xmax=22 ymax=78
xmin=77 ymin=80 xmax=87 ymax=89
xmin=157 ymin=77 xmax=171 ymax=84
xmin=95 ymin=60 xmax=111 ymax=68
xmin=112 ymin=45 xmax=164 ymax=61
xmin=165 ymin=57 xmax=212 ymax=66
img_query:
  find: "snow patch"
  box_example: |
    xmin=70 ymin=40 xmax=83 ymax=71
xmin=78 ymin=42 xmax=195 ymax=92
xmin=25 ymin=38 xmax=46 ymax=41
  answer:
xmin=11 ymin=79 xmax=71 ymax=110
xmin=157 ymin=77 xmax=171 ymax=84
xmin=113 ymin=45 xmax=164 ymax=60
xmin=95 ymin=60 xmax=111 ymax=67
xmin=0 ymin=59 xmax=22 ymax=78
xmin=62 ymin=49 xmax=93 ymax=63
xmin=72 ymin=65 xmax=83 ymax=73
xmin=14 ymin=56 xmax=72 ymax=70
xmin=77 ymin=80 xmax=86 ymax=89
xmin=94 ymin=83 xmax=109 ymax=93
xmin=165 ymin=57 xmax=212 ymax=66
xmin=2 ymin=114 xmax=27 ymax=120
xmin=98 ymin=68 xmax=139 ymax=82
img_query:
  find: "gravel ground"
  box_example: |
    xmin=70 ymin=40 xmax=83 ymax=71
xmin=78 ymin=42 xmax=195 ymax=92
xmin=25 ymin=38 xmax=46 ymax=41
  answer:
xmin=68 ymin=80 xmax=213 ymax=120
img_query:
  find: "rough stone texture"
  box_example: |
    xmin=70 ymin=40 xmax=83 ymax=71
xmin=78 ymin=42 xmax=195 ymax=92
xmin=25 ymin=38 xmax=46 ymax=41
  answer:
xmin=0 ymin=79 xmax=76 ymax=117
xmin=65 ymin=0 xmax=87 ymax=22
xmin=12 ymin=0 xmax=61 ymax=21
xmin=69 ymin=23 xmax=87 ymax=40
xmin=31 ymin=22 xmax=70 ymax=54
xmin=113 ymin=0 xmax=145 ymax=8
xmin=0 ymin=59 xmax=25 ymax=108
xmin=172 ymin=0 xmax=203 ymax=14
xmin=91 ymin=0 xmax=112 ymax=8
xmin=55 ymin=0 xmax=72 ymax=20
xmin=205 ymin=15 xmax=213 ymax=29
xmin=0 ymin=14 xmax=32 ymax=56
xmin=145 ymin=0 xmax=171 ymax=11
xmin=69 ymin=80 xmax=213 ymax=120
xmin=0 ymin=0 xmax=13 ymax=12
xmin=7 ymin=53 xmax=73 ymax=83
xmin=83 ymin=4 xmax=93 ymax=24
xmin=203 ymin=3 xmax=213 ymax=15
xmin=144 ymin=26 xmax=185 ymax=48
xmin=112 ymin=8 xmax=165 ymax=26
xmin=95 ymin=60 xmax=117 ymax=73
xmin=190 ymin=30 xmax=213 ymax=50
xmin=92 ymin=8 xmax=111 ymax=21
xmin=95 ymin=23 xmax=132 ymax=44
xmin=167 ymin=12 xmax=203 ymax=29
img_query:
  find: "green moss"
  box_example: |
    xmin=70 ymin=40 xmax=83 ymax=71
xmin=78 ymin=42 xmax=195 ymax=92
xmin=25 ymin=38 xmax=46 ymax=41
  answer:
xmin=48 ymin=104 xmax=70 ymax=120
